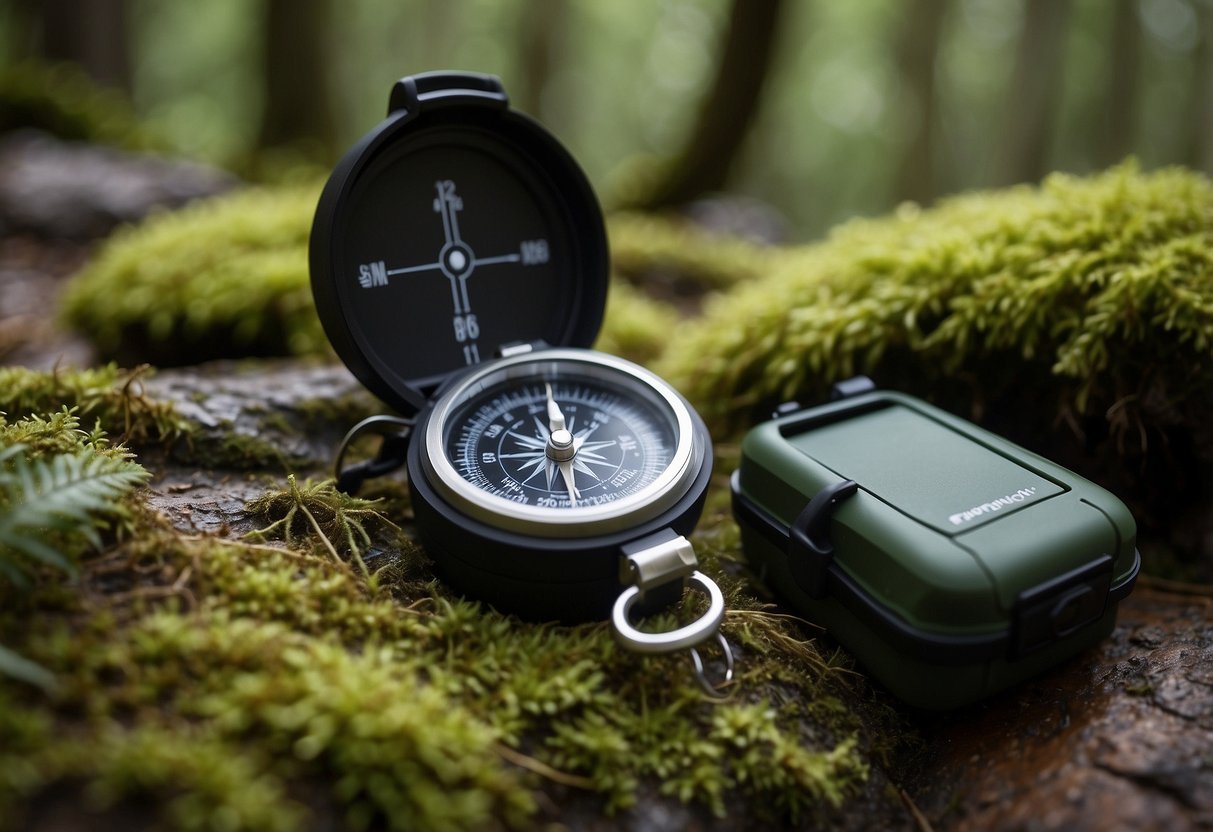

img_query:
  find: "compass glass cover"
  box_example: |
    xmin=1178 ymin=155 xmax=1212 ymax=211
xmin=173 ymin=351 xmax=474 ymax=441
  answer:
xmin=443 ymin=371 xmax=678 ymax=511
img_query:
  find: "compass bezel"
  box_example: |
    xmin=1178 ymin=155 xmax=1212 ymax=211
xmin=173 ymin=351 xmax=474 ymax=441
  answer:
xmin=420 ymin=349 xmax=702 ymax=538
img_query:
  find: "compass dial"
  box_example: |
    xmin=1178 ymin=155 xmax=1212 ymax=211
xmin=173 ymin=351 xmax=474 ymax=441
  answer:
xmin=421 ymin=350 xmax=702 ymax=537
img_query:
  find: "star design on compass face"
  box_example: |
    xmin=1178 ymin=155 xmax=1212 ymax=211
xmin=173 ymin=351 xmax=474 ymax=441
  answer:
xmin=498 ymin=415 xmax=622 ymax=493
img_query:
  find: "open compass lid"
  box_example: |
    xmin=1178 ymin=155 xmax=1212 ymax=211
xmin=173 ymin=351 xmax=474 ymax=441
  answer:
xmin=310 ymin=71 xmax=609 ymax=416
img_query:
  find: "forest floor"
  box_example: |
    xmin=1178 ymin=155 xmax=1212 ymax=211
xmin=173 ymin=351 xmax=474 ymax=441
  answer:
xmin=2 ymin=136 xmax=1211 ymax=831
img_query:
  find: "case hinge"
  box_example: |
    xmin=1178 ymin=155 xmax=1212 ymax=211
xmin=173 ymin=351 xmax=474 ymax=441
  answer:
xmin=389 ymin=71 xmax=509 ymax=116
xmin=619 ymin=531 xmax=697 ymax=593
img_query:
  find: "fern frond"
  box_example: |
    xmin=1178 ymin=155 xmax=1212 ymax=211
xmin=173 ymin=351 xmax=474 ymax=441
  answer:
xmin=0 ymin=444 xmax=148 ymax=581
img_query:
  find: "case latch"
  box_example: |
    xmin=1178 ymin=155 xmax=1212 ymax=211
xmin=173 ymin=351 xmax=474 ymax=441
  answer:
xmin=788 ymin=479 xmax=859 ymax=598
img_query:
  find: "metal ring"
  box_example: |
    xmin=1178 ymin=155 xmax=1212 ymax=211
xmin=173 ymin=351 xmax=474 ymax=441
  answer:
xmin=611 ymin=571 xmax=724 ymax=654
xmin=333 ymin=414 xmax=413 ymax=482
xmin=690 ymin=632 xmax=735 ymax=698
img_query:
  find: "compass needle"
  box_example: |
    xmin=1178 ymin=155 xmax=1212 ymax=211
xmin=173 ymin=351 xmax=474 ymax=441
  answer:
xmin=545 ymin=383 xmax=566 ymax=434
xmin=557 ymin=460 xmax=580 ymax=504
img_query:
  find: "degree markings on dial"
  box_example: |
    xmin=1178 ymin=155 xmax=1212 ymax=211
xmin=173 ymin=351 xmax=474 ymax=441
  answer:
xmin=450 ymin=381 xmax=675 ymax=504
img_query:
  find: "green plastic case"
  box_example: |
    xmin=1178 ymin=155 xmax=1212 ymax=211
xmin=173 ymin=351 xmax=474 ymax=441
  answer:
xmin=730 ymin=379 xmax=1140 ymax=709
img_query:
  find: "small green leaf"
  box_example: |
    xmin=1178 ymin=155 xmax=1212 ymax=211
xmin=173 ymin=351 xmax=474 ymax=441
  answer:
xmin=0 ymin=643 xmax=56 ymax=691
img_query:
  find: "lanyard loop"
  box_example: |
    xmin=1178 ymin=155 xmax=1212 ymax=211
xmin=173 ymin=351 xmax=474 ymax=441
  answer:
xmin=611 ymin=534 xmax=735 ymax=697
xmin=333 ymin=415 xmax=414 ymax=494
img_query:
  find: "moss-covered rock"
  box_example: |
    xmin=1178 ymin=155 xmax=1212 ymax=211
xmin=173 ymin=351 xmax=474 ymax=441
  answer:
xmin=660 ymin=163 xmax=1213 ymax=436
xmin=658 ymin=163 xmax=1213 ymax=564
xmin=0 ymin=373 xmax=903 ymax=830
xmin=0 ymin=62 xmax=162 ymax=152
xmin=0 ymin=517 xmax=885 ymax=829
xmin=0 ymin=364 xmax=183 ymax=443
xmin=60 ymin=184 xmax=326 ymax=366
xmin=59 ymin=187 xmax=753 ymax=370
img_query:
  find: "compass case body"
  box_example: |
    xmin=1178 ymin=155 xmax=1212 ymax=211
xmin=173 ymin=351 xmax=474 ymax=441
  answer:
xmin=310 ymin=72 xmax=713 ymax=624
xmin=731 ymin=382 xmax=1139 ymax=709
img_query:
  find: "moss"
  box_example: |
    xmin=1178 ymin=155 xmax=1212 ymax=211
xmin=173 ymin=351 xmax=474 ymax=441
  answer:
xmin=0 ymin=62 xmax=163 ymax=151
xmin=608 ymin=212 xmax=773 ymax=292
xmin=0 ymin=505 xmax=884 ymax=829
xmin=60 ymin=184 xmax=326 ymax=366
xmin=657 ymin=164 xmax=1213 ymax=565
xmin=244 ymin=474 xmax=412 ymax=580
xmin=659 ymin=163 xmax=1213 ymax=439
xmin=58 ymin=189 xmax=762 ymax=370
xmin=0 ymin=364 xmax=184 ymax=444
xmin=593 ymin=279 xmax=682 ymax=366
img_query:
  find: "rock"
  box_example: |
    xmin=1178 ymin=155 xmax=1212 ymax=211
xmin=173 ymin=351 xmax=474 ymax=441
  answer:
xmin=0 ymin=130 xmax=236 ymax=241
xmin=908 ymin=588 xmax=1213 ymax=830
xmin=140 ymin=360 xmax=385 ymax=534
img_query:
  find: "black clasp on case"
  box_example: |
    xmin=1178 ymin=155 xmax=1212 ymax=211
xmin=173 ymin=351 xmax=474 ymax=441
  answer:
xmin=830 ymin=375 xmax=876 ymax=401
xmin=787 ymin=479 xmax=859 ymax=598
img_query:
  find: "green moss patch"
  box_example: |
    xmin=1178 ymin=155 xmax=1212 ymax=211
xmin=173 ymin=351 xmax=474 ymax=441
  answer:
xmin=0 ymin=364 xmax=183 ymax=444
xmin=0 ymin=62 xmax=163 ymax=152
xmin=659 ymin=163 xmax=1213 ymax=442
xmin=1 ymin=516 xmax=878 ymax=829
xmin=657 ymin=164 xmax=1213 ymax=563
xmin=60 ymin=184 xmax=325 ymax=366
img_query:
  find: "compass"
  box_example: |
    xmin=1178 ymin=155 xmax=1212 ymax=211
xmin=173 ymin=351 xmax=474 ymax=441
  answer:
xmin=311 ymin=72 xmax=728 ymax=684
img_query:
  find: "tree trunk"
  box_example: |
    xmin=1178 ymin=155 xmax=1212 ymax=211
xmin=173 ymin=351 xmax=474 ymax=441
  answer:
xmin=38 ymin=0 xmax=131 ymax=91
xmin=998 ymin=0 xmax=1071 ymax=186
xmin=513 ymin=0 xmax=569 ymax=120
xmin=1096 ymin=0 xmax=1141 ymax=169
xmin=258 ymin=0 xmax=336 ymax=155
xmin=891 ymin=0 xmax=951 ymax=206
xmin=634 ymin=0 xmax=787 ymax=209
xmin=1185 ymin=0 xmax=1213 ymax=174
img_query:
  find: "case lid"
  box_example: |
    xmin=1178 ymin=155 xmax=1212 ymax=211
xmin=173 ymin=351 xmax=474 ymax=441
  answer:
xmin=785 ymin=404 xmax=1064 ymax=535
xmin=309 ymin=72 xmax=609 ymax=416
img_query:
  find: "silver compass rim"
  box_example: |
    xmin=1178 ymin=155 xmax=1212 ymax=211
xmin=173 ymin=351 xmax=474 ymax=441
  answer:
xmin=422 ymin=348 xmax=702 ymax=538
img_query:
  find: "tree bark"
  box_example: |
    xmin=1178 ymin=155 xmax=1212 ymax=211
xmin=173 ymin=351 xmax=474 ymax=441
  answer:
xmin=891 ymin=0 xmax=951 ymax=206
xmin=38 ymin=0 xmax=131 ymax=91
xmin=1184 ymin=0 xmax=1213 ymax=174
xmin=998 ymin=0 xmax=1072 ymax=186
xmin=258 ymin=0 xmax=336 ymax=155
xmin=634 ymin=0 xmax=786 ymax=209
xmin=513 ymin=0 xmax=569 ymax=120
xmin=1096 ymin=0 xmax=1141 ymax=169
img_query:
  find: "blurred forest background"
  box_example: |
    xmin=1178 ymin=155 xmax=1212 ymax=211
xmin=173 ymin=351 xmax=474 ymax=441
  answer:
xmin=1 ymin=0 xmax=1210 ymax=241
